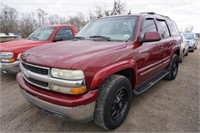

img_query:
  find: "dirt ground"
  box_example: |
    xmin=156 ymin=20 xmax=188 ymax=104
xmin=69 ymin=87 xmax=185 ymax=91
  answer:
xmin=0 ymin=41 xmax=199 ymax=132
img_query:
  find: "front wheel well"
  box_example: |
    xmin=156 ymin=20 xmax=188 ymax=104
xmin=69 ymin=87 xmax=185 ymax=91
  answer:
xmin=114 ymin=68 xmax=135 ymax=87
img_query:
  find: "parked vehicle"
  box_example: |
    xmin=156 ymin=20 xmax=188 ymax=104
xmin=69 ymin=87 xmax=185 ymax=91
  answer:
xmin=17 ymin=12 xmax=181 ymax=130
xmin=13 ymin=32 xmax=22 ymax=39
xmin=0 ymin=25 xmax=78 ymax=73
xmin=179 ymin=34 xmax=189 ymax=63
xmin=196 ymin=33 xmax=200 ymax=38
xmin=182 ymin=33 xmax=197 ymax=52
xmin=0 ymin=33 xmax=17 ymax=43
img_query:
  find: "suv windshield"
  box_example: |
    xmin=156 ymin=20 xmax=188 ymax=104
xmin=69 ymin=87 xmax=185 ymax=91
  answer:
xmin=183 ymin=34 xmax=194 ymax=40
xmin=28 ymin=27 xmax=55 ymax=41
xmin=76 ymin=17 xmax=138 ymax=41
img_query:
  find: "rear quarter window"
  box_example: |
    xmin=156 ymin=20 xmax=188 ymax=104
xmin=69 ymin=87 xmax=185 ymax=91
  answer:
xmin=168 ymin=20 xmax=180 ymax=37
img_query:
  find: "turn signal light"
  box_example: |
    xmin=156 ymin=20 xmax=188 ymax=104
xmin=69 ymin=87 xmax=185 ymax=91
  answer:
xmin=71 ymin=86 xmax=87 ymax=95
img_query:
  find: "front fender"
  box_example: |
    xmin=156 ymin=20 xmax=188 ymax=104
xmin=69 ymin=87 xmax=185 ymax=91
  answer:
xmin=90 ymin=60 xmax=138 ymax=89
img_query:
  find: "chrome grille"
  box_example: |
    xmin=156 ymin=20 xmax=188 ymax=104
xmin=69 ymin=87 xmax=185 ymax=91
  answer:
xmin=22 ymin=62 xmax=49 ymax=75
xmin=20 ymin=61 xmax=50 ymax=90
xmin=20 ymin=60 xmax=85 ymax=91
xmin=28 ymin=78 xmax=48 ymax=87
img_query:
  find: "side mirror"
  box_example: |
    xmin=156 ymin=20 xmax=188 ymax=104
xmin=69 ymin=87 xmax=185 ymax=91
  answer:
xmin=140 ymin=31 xmax=161 ymax=43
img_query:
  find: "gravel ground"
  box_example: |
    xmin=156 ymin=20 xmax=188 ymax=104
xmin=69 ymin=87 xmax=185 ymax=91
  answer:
xmin=0 ymin=41 xmax=199 ymax=132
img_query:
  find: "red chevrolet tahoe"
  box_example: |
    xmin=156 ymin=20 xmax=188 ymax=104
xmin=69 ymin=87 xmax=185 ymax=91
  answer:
xmin=17 ymin=12 xmax=181 ymax=130
xmin=0 ymin=24 xmax=78 ymax=73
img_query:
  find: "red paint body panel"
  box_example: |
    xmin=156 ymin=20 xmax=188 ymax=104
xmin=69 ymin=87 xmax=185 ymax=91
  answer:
xmin=90 ymin=60 xmax=138 ymax=89
xmin=0 ymin=25 xmax=78 ymax=60
xmin=17 ymin=72 xmax=98 ymax=107
xmin=18 ymin=15 xmax=181 ymax=107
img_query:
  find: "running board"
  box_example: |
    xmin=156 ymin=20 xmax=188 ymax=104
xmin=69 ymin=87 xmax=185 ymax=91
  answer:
xmin=133 ymin=70 xmax=169 ymax=95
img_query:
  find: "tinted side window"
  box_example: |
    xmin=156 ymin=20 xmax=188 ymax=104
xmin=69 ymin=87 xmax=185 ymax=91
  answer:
xmin=156 ymin=20 xmax=170 ymax=39
xmin=141 ymin=19 xmax=157 ymax=38
xmin=169 ymin=20 xmax=180 ymax=36
xmin=55 ymin=28 xmax=74 ymax=41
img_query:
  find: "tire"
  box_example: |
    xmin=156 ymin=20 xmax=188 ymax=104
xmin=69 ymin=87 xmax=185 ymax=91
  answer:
xmin=179 ymin=54 xmax=184 ymax=63
xmin=185 ymin=50 xmax=188 ymax=56
xmin=165 ymin=54 xmax=179 ymax=80
xmin=94 ymin=75 xmax=132 ymax=130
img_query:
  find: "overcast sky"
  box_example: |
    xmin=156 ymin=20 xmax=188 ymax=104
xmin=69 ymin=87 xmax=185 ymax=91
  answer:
xmin=2 ymin=0 xmax=200 ymax=32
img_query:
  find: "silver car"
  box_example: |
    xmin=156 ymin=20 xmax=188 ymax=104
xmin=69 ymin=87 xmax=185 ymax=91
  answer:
xmin=182 ymin=33 xmax=198 ymax=52
xmin=179 ymin=34 xmax=189 ymax=63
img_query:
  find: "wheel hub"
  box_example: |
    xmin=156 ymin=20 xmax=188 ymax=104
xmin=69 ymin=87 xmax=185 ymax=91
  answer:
xmin=111 ymin=88 xmax=128 ymax=120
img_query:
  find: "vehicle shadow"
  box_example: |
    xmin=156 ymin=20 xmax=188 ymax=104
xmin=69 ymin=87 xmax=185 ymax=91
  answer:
xmin=0 ymin=72 xmax=17 ymax=82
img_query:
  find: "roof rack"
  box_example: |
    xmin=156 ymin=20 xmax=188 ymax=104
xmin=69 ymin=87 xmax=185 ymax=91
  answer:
xmin=140 ymin=12 xmax=156 ymax=15
xmin=140 ymin=12 xmax=170 ymax=18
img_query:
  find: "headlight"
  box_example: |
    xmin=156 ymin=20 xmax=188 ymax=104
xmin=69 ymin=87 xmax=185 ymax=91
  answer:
xmin=51 ymin=68 xmax=85 ymax=80
xmin=0 ymin=52 xmax=14 ymax=59
xmin=189 ymin=42 xmax=194 ymax=46
xmin=1 ymin=58 xmax=15 ymax=63
xmin=0 ymin=52 xmax=15 ymax=63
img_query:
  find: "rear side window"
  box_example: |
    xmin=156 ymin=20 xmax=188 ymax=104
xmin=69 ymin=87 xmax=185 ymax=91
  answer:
xmin=156 ymin=20 xmax=170 ymax=39
xmin=54 ymin=27 xmax=74 ymax=40
xmin=169 ymin=20 xmax=180 ymax=36
xmin=141 ymin=19 xmax=157 ymax=38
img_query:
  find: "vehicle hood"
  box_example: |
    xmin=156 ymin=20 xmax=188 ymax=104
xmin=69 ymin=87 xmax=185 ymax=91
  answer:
xmin=188 ymin=39 xmax=195 ymax=44
xmin=22 ymin=40 xmax=127 ymax=69
xmin=186 ymin=39 xmax=195 ymax=46
xmin=0 ymin=39 xmax=47 ymax=52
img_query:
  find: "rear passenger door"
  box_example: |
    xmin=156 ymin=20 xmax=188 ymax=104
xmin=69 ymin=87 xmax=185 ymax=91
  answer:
xmin=137 ymin=18 xmax=163 ymax=84
xmin=156 ymin=19 xmax=172 ymax=68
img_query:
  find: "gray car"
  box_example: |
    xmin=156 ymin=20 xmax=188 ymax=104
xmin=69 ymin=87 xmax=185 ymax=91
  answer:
xmin=182 ymin=33 xmax=198 ymax=52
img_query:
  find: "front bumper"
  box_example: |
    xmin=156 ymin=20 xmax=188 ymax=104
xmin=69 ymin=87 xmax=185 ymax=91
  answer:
xmin=20 ymin=89 xmax=95 ymax=122
xmin=17 ymin=72 xmax=98 ymax=122
xmin=0 ymin=61 xmax=20 ymax=73
xmin=189 ymin=46 xmax=195 ymax=51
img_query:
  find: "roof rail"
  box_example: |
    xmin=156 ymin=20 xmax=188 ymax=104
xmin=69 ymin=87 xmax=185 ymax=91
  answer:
xmin=140 ymin=12 xmax=170 ymax=18
xmin=140 ymin=12 xmax=156 ymax=15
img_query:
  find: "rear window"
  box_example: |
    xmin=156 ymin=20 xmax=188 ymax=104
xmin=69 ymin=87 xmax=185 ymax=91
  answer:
xmin=156 ymin=20 xmax=170 ymax=39
xmin=54 ymin=27 xmax=74 ymax=40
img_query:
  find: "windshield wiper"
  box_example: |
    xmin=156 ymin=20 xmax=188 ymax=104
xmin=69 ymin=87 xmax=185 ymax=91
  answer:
xmin=74 ymin=36 xmax=85 ymax=40
xmin=29 ymin=36 xmax=39 ymax=40
xmin=89 ymin=35 xmax=111 ymax=41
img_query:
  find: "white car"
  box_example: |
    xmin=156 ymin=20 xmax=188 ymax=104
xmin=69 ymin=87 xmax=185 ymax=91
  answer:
xmin=182 ymin=33 xmax=198 ymax=52
xmin=179 ymin=34 xmax=189 ymax=63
